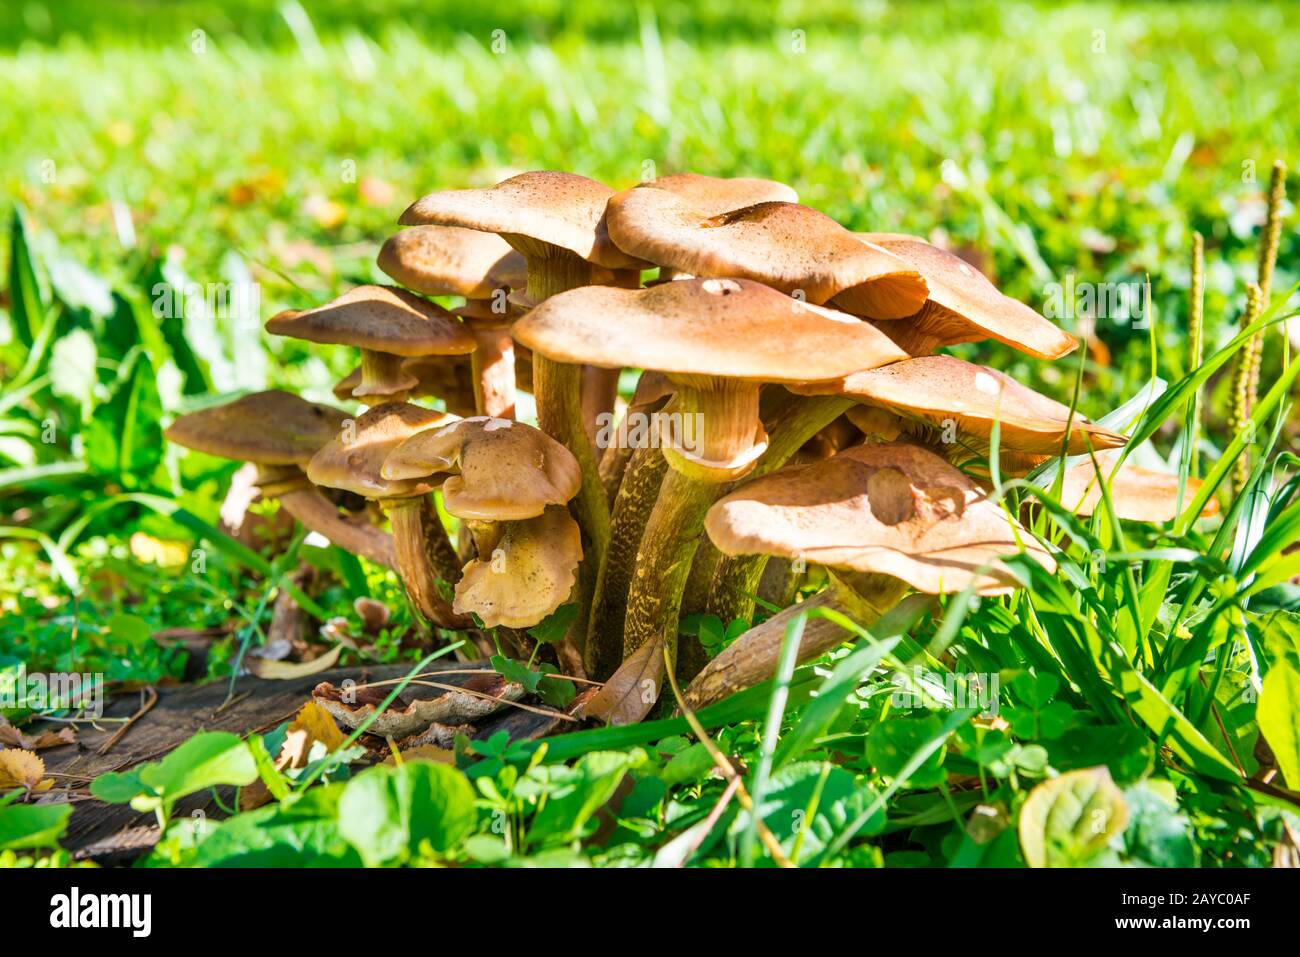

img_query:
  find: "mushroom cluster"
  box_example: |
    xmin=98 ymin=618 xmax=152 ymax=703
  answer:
xmin=165 ymin=169 xmax=1214 ymax=723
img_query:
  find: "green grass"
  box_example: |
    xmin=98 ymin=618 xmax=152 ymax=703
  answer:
xmin=1 ymin=0 xmax=1299 ymax=869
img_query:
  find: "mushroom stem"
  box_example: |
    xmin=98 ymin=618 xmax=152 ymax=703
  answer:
xmin=278 ymin=486 xmax=398 ymax=570
xmin=682 ymin=393 xmax=856 ymax=620
xmin=356 ymin=349 xmax=414 ymax=401
xmin=523 ymin=252 xmax=611 ymax=643
xmin=683 ymin=575 xmax=908 ymax=710
xmin=585 ymin=444 xmax=670 ymax=679
xmin=467 ymin=319 xmax=517 ymax=418
xmin=621 ymin=468 xmax=722 ymax=667
xmin=582 ymin=365 xmax=621 ymax=452
xmin=385 ymin=497 xmax=470 ymax=630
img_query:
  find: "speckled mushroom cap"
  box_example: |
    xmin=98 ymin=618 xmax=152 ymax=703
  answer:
xmin=382 ymin=416 xmax=581 ymax=522
xmin=333 ymin=357 xmax=478 ymax=416
xmin=638 ymin=172 xmax=798 ymax=216
xmin=453 ymin=505 xmax=583 ymax=629
xmin=512 ymin=277 xmax=908 ymax=380
xmin=306 ymin=403 xmax=457 ymax=500
xmin=1060 ymin=449 xmax=1220 ymax=522
xmin=377 ymin=226 xmax=528 ymax=300
xmin=165 ymin=390 xmax=348 ymax=466
xmin=265 ymin=285 xmax=475 ymax=358
xmin=399 ymin=171 xmax=646 ymax=270
xmin=791 ymin=355 xmax=1127 ymax=455
xmin=855 ymin=234 xmax=1078 ymax=360
xmin=603 ymin=188 xmax=928 ymax=318
xmin=706 ymin=442 xmax=1054 ymax=595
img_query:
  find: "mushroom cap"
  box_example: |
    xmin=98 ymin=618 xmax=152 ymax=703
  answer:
xmin=382 ymin=416 xmax=581 ymax=521
xmin=399 ymin=171 xmax=645 ymax=270
xmin=377 ymin=226 xmax=527 ymax=300
xmin=265 ymin=285 xmax=475 ymax=358
xmin=453 ymin=505 xmax=583 ymax=629
xmin=165 ymin=390 xmax=348 ymax=466
xmin=306 ymin=402 xmax=457 ymax=499
xmin=1060 ymin=450 xmax=1220 ymax=522
xmin=604 ymin=188 xmax=927 ymax=317
xmin=791 ymin=355 xmax=1127 ymax=455
xmin=856 ymin=234 xmax=1078 ymax=360
xmin=706 ymin=441 xmax=1054 ymax=595
xmin=639 ymin=172 xmax=798 ymax=216
xmin=512 ymin=277 xmax=908 ymax=382
xmin=333 ymin=356 xmax=478 ymax=416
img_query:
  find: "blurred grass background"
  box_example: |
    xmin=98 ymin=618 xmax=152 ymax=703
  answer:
xmin=1 ymin=0 xmax=1296 ymax=414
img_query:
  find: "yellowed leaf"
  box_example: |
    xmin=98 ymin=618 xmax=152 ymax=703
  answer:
xmin=0 ymin=748 xmax=53 ymax=791
xmin=582 ymin=637 xmax=665 ymax=726
xmin=386 ymin=744 xmax=454 ymax=766
xmin=287 ymin=700 xmax=347 ymax=754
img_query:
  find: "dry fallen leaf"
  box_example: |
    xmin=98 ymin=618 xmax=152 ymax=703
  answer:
xmin=582 ymin=638 xmax=665 ymax=726
xmin=0 ymin=748 xmax=55 ymax=792
xmin=385 ymin=744 xmax=454 ymax=766
xmin=285 ymin=700 xmax=347 ymax=758
xmin=0 ymin=717 xmax=76 ymax=751
xmin=245 ymin=643 xmax=343 ymax=680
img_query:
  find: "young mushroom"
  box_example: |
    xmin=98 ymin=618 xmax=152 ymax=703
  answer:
xmin=164 ymin=390 xmax=396 ymax=569
xmin=306 ymin=402 xmax=467 ymax=629
xmin=604 ymin=187 xmax=928 ymax=318
xmin=853 ymin=234 xmax=1078 ymax=360
xmin=685 ymin=441 xmax=1054 ymax=708
xmin=265 ymin=285 xmax=475 ymax=402
xmin=378 ymin=225 xmax=528 ymax=417
xmin=512 ymin=277 xmax=909 ymax=680
xmin=380 ymin=416 xmax=584 ymax=629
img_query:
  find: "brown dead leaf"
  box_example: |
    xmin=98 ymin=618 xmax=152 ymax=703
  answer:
xmin=245 ymin=643 xmax=342 ymax=680
xmin=0 ymin=717 xmax=75 ymax=751
xmin=582 ymin=638 xmax=665 ymax=726
xmin=0 ymin=748 xmax=54 ymax=791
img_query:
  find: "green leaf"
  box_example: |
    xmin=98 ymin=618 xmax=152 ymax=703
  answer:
xmin=1046 ymin=725 xmax=1154 ymax=783
xmin=82 ymin=347 xmax=164 ymax=484
xmin=1122 ymin=781 xmax=1198 ymax=867
xmin=48 ymin=328 xmax=97 ymax=407
xmin=184 ymin=787 xmax=360 ymax=868
xmin=774 ymin=634 xmax=901 ymax=768
xmin=866 ymin=714 xmax=948 ymax=788
xmin=524 ymin=750 xmax=640 ymax=848
xmin=7 ymin=205 xmax=46 ymax=348
xmin=91 ymin=731 xmax=258 ymax=823
xmin=338 ymin=761 xmax=476 ymax=865
xmin=1018 ymin=766 xmax=1128 ymax=867
xmin=0 ymin=801 xmax=72 ymax=851
xmin=527 ymin=603 xmax=578 ymax=644
xmin=1257 ymin=662 xmax=1300 ymax=790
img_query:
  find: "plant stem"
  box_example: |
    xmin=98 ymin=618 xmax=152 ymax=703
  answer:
xmin=1188 ymin=231 xmax=1205 ymax=478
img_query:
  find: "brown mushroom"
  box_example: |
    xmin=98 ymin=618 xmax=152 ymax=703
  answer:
xmin=306 ymin=403 xmax=467 ymax=628
xmin=453 ymin=505 xmax=583 ymax=629
xmin=686 ymin=441 xmax=1053 ymax=707
xmin=400 ymin=171 xmax=649 ymax=596
xmin=381 ymin=415 xmax=584 ymax=630
xmin=791 ymin=355 xmax=1126 ymax=468
xmin=513 ymin=277 xmax=908 ymax=680
xmin=604 ymin=187 xmax=928 ymax=318
xmin=1058 ymin=449 xmax=1220 ymax=523
xmin=636 ymin=171 xmax=798 ymax=216
xmin=853 ymin=234 xmax=1078 ymax=360
xmin=164 ymin=390 xmax=396 ymax=569
xmin=266 ymin=285 xmax=474 ymax=402
xmin=378 ymin=225 xmax=528 ymax=418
